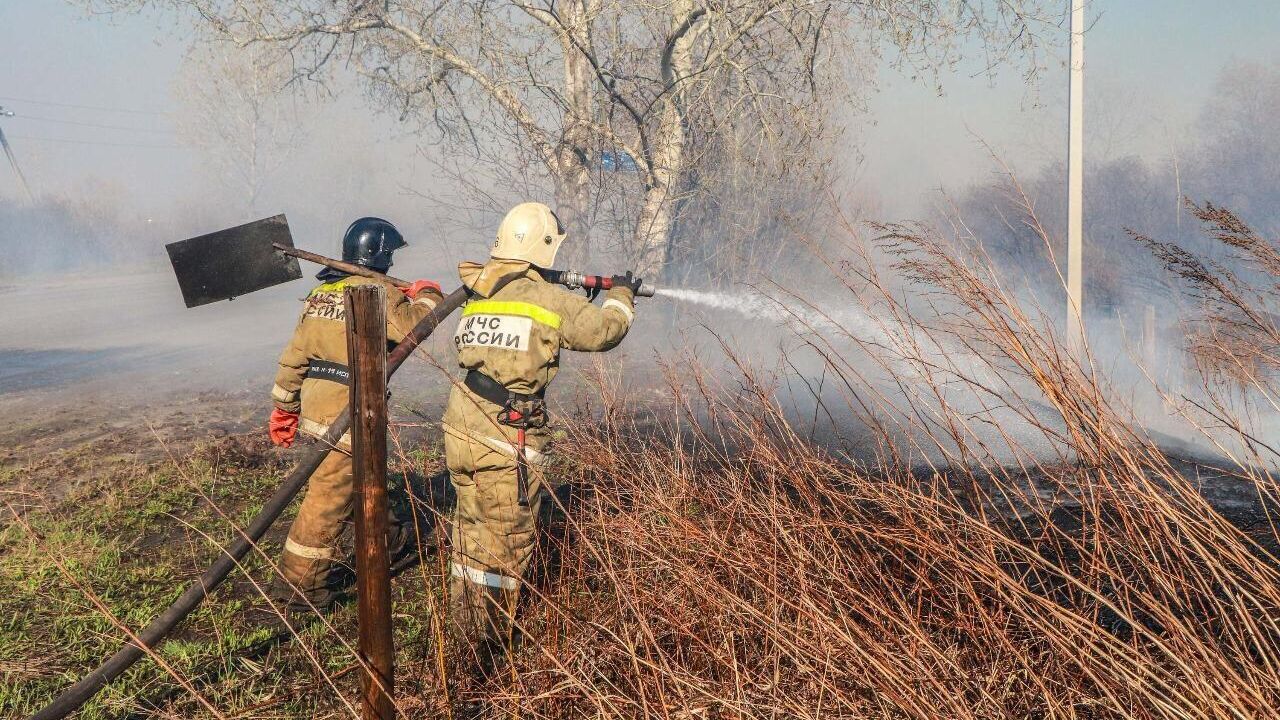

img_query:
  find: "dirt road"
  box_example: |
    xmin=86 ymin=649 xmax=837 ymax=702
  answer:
xmin=0 ymin=270 xmax=299 ymax=396
xmin=0 ymin=269 xmax=455 ymax=509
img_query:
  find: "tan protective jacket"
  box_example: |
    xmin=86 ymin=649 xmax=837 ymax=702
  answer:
xmin=451 ymin=258 xmax=634 ymax=394
xmin=271 ymin=275 xmax=441 ymax=440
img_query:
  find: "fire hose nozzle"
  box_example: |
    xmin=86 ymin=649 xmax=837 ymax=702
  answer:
xmin=541 ymin=269 xmax=657 ymax=297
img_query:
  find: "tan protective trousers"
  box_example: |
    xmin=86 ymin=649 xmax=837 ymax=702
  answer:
xmin=277 ymin=446 xmax=407 ymax=604
xmin=441 ymin=383 xmax=549 ymax=654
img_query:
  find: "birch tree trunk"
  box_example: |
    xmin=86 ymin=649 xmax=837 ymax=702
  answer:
xmin=554 ymin=0 xmax=595 ymax=268
xmin=634 ymin=109 xmax=682 ymax=279
xmin=635 ymin=0 xmax=699 ymax=279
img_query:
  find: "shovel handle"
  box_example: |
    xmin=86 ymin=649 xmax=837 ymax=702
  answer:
xmin=272 ymin=243 xmax=411 ymax=288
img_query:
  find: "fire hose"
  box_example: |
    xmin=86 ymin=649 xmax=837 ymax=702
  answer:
xmin=29 ymin=287 xmax=469 ymax=720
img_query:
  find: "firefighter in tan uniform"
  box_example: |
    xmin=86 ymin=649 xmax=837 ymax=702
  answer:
xmin=444 ymin=202 xmax=642 ymax=670
xmin=267 ymin=217 xmax=444 ymax=613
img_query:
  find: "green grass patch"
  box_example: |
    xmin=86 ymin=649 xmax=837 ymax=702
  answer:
xmin=0 ymin=436 xmax=364 ymax=718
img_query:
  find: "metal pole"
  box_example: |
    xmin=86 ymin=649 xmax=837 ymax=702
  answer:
xmin=0 ymin=108 xmax=35 ymax=202
xmin=1066 ymin=0 xmax=1086 ymax=353
xmin=345 ymin=285 xmax=396 ymax=720
xmin=1143 ymin=303 xmax=1157 ymax=370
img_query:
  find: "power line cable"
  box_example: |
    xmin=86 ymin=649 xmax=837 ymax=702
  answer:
xmin=0 ymin=95 xmax=168 ymax=116
xmin=11 ymin=114 xmax=176 ymax=135
xmin=9 ymin=134 xmax=182 ymax=150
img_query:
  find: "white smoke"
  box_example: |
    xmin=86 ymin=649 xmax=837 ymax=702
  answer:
xmin=655 ymin=285 xmax=994 ymax=386
xmin=656 ymin=286 xmax=900 ymax=344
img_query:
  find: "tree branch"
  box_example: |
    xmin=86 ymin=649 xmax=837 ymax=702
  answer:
xmin=375 ymin=14 xmax=559 ymax=170
xmin=531 ymin=2 xmax=658 ymax=184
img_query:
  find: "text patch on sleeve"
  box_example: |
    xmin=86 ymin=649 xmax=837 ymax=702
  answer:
xmin=454 ymin=314 xmax=533 ymax=352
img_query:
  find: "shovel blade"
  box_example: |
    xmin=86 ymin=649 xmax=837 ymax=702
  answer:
xmin=166 ymin=214 xmax=302 ymax=308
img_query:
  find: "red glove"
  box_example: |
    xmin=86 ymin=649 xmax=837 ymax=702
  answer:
xmin=269 ymin=408 xmax=299 ymax=448
xmin=403 ymin=279 xmax=441 ymax=300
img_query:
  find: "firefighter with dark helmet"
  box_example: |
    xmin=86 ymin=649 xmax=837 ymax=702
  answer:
xmin=267 ymin=216 xmax=444 ymax=614
xmin=443 ymin=202 xmax=640 ymax=671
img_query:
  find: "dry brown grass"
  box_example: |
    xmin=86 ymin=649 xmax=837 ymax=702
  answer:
xmin=432 ymin=209 xmax=1280 ymax=718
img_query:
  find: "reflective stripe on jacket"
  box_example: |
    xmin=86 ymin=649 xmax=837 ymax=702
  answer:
xmin=452 ymin=259 xmax=633 ymax=396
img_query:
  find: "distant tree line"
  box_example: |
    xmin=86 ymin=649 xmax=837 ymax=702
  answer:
xmin=946 ymin=61 xmax=1280 ymax=316
xmin=0 ymin=188 xmax=151 ymax=278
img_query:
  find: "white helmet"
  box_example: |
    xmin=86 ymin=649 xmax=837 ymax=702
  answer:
xmin=491 ymin=202 xmax=566 ymax=268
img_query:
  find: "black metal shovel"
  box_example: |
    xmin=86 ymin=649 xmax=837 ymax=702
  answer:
xmin=164 ymin=213 xmax=421 ymax=308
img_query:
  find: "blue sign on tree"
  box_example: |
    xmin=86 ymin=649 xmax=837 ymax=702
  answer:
xmin=600 ymin=149 xmax=639 ymax=172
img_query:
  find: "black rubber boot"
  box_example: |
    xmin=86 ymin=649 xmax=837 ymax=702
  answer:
xmin=269 ymin=575 xmax=338 ymax=621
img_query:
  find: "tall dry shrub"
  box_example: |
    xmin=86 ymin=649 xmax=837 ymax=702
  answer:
xmin=1134 ymin=201 xmax=1280 ymax=404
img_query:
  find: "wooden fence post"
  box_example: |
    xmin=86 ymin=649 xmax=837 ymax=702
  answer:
xmin=345 ymin=284 xmax=396 ymax=720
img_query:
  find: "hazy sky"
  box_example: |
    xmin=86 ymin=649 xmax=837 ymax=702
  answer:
xmin=858 ymin=0 xmax=1280 ymax=214
xmin=1 ymin=1 xmax=1278 ymax=221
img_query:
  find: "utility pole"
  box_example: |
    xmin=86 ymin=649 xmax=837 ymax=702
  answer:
xmin=0 ymin=106 xmax=35 ymax=202
xmin=345 ymin=284 xmax=397 ymax=720
xmin=1066 ymin=1 xmax=1086 ymax=354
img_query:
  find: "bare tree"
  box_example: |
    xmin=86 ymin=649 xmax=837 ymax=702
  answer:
xmin=1192 ymin=61 xmax=1280 ymax=237
xmin=173 ymin=40 xmax=305 ymax=214
xmin=109 ymin=0 xmax=1057 ymax=278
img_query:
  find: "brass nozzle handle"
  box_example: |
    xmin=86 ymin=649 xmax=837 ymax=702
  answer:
xmin=541 ymin=269 xmax=657 ymax=297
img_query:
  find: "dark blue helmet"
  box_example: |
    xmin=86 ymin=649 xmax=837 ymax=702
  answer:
xmin=317 ymin=217 xmax=406 ymax=280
